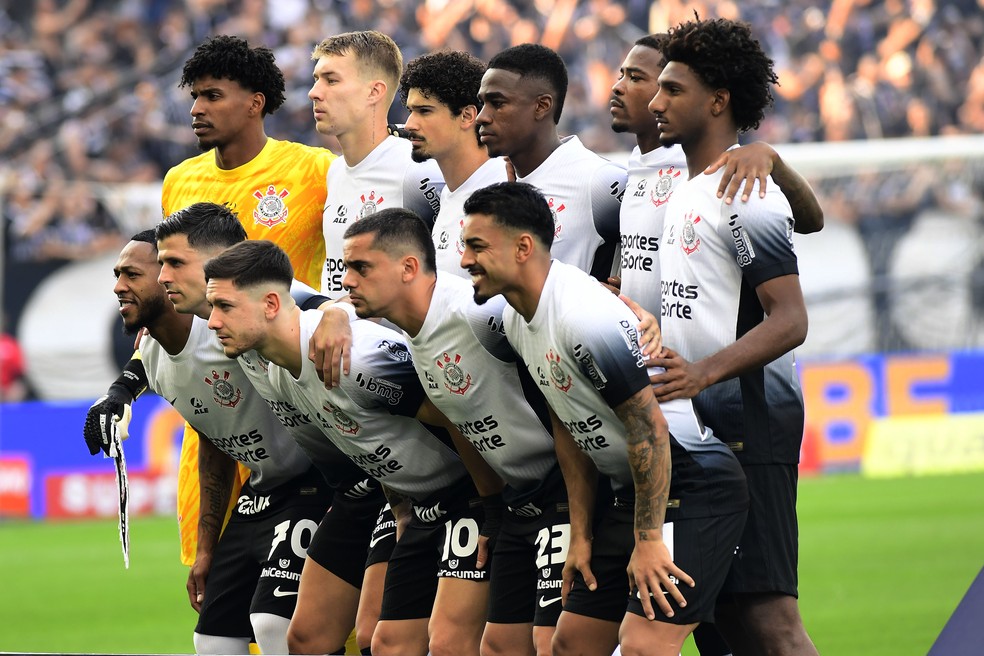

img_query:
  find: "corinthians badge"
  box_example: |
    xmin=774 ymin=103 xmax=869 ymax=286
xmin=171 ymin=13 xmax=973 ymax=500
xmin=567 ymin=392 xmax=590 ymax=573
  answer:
xmin=253 ymin=185 xmax=290 ymax=227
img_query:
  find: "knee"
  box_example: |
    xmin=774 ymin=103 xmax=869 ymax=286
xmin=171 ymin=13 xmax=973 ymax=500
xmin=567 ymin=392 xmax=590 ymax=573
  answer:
xmin=617 ymin=634 xmax=649 ymax=656
xmin=287 ymin=622 xmax=339 ymax=655
xmin=430 ymin=624 xmax=482 ymax=656
xmin=479 ymin=631 xmax=510 ymax=656
xmin=550 ymin=628 xmax=577 ymax=656
xmin=355 ymin=618 xmax=377 ymax=651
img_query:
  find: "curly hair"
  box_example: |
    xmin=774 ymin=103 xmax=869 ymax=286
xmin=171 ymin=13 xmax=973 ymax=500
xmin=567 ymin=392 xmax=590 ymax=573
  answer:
xmin=399 ymin=51 xmax=486 ymax=117
xmin=180 ymin=35 xmax=286 ymax=116
xmin=661 ymin=18 xmax=777 ymax=132
xmin=488 ymin=44 xmax=568 ymax=124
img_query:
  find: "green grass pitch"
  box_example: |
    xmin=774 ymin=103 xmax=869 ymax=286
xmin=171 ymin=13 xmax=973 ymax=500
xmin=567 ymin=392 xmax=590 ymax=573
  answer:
xmin=1 ymin=472 xmax=981 ymax=654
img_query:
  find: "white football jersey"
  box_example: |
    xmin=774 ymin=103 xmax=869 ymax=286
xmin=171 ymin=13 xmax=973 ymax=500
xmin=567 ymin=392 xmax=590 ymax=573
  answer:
xmin=322 ymin=136 xmax=445 ymax=293
xmin=517 ymin=136 xmax=626 ymax=279
xmin=504 ymin=261 xmax=746 ymax=518
xmin=618 ymin=144 xmax=687 ymax=318
xmin=659 ymin=160 xmax=804 ymax=465
xmin=432 ymin=157 xmax=510 ymax=278
xmin=140 ymin=317 xmax=312 ymax=492
xmin=407 ymin=275 xmax=557 ymax=505
xmin=267 ymin=310 xmax=469 ymax=502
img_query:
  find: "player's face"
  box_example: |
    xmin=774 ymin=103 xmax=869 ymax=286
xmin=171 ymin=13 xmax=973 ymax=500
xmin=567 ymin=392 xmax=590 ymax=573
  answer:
xmin=156 ymin=234 xmax=211 ymax=316
xmin=341 ymin=233 xmax=404 ymax=319
xmin=611 ymin=45 xmax=664 ymax=138
xmin=205 ymin=278 xmax=266 ymax=358
xmin=188 ymin=76 xmax=257 ymax=152
xmin=476 ymin=68 xmax=541 ymax=158
xmin=460 ymin=212 xmax=516 ymax=304
xmin=113 ymin=241 xmax=169 ymax=334
xmin=309 ymin=53 xmax=373 ymax=138
xmin=650 ymin=61 xmax=713 ymax=148
xmin=404 ymin=88 xmax=462 ymax=163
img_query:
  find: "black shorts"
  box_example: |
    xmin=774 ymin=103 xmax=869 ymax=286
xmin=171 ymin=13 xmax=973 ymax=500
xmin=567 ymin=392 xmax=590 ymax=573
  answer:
xmin=196 ymin=466 xmax=332 ymax=637
xmin=488 ymin=484 xmax=570 ymax=626
xmin=564 ymin=501 xmax=746 ymax=626
xmin=379 ymin=479 xmax=488 ymax=621
xmin=306 ymin=484 xmax=386 ymax=588
xmin=720 ymin=463 xmax=799 ymax=597
xmin=366 ymin=503 xmax=398 ymax=568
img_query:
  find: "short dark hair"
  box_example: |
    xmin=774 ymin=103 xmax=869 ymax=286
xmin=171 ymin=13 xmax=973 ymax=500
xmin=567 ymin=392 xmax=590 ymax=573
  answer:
xmin=400 ymin=50 xmax=486 ymax=117
xmin=487 ymin=44 xmax=568 ymax=124
xmin=156 ymin=202 xmax=247 ymax=251
xmin=342 ymin=208 xmax=436 ymax=274
xmin=661 ymin=18 xmax=777 ymax=132
xmin=180 ymin=35 xmax=286 ymax=116
xmin=463 ymin=182 xmax=554 ymax=249
xmin=130 ymin=229 xmax=158 ymax=249
xmin=204 ymin=240 xmax=293 ymax=290
xmin=635 ymin=33 xmax=668 ymax=58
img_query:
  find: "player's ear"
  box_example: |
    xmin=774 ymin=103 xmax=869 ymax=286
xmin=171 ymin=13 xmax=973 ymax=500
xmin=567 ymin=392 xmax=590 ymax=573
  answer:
xmin=459 ymin=105 xmax=479 ymax=129
xmin=533 ymin=94 xmax=554 ymax=122
xmin=710 ymin=88 xmax=730 ymax=117
xmin=367 ymin=79 xmax=388 ymax=105
xmin=263 ymin=290 xmax=282 ymax=318
xmin=250 ymin=92 xmax=266 ymax=117
xmin=515 ymin=233 xmax=535 ymax=263
xmin=401 ymin=254 xmax=419 ymax=281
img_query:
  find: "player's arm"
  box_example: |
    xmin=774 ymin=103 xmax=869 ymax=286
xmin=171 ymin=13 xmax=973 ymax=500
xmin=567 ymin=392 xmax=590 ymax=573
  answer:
xmin=705 ymin=142 xmax=824 ymax=233
xmin=551 ymin=407 xmax=599 ymax=604
xmin=187 ymin=432 xmax=237 ymax=613
xmin=83 ymin=355 xmax=149 ymax=456
xmin=614 ymin=386 xmax=694 ymax=620
xmin=652 ymin=273 xmax=807 ymax=401
xmin=416 ymin=398 xmax=504 ymax=570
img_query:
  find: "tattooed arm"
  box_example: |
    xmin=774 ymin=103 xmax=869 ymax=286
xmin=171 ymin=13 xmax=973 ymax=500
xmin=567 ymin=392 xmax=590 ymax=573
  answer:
xmin=614 ymin=387 xmax=694 ymax=620
xmin=186 ymin=433 xmax=237 ymax=613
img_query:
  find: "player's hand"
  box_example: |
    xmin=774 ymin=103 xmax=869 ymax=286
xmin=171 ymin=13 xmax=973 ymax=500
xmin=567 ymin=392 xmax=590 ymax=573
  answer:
xmin=627 ymin=538 xmax=694 ymax=620
xmin=504 ymin=156 xmax=517 ymax=182
xmin=618 ymin=293 xmax=662 ymax=357
xmin=83 ymin=393 xmax=132 ymax=456
xmin=187 ymin=553 xmax=212 ymax=614
xmin=606 ymin=275 xmax=622 ymax=293
xmin=308 ymin=306 xmax=353 ymax=389
xmin=704 ymin=141 xmax=776 ymax=205
xmin=132 ymin=327 xmax=148 ymax=350
xmin=561 ymin=535 xmax=595 ymax=606
xmin=649 ymin=348 xmax=710 ymax=401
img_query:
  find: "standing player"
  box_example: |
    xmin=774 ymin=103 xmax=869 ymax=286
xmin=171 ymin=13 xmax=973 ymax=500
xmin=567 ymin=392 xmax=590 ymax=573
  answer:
xmin=398 ymin=51 xmax=509 ymax=278
xmin=203 ymin=239 xmax=503 ymax=656
xmin=309 ymin=30 xmax=444 ymax=295
xmin=159 ymin=35 xmax=336 ymax=571
xmin=650 ymin=18 xmax=820 ymax=656
xmin=341 ymin=208 xmax=595 ymax=656
xmin=100 ymin=228 xmax=330 ymax=655
xmin=611 ymin=33 xmax=824 ymax=319
xmin=459 ymin=181 xmax=748 ymax=656
xmin=611 ymin=35 xmax=824 ymax=656
xmin=476 ymin=43 xmax=626 ymax=281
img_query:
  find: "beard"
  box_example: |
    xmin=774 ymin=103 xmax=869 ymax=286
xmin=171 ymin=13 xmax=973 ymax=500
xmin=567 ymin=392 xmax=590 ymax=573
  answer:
xmin=409 ymin=147 xmax=432 ymax=163
xmin=122 ymin=295 xmax=168 ymax=335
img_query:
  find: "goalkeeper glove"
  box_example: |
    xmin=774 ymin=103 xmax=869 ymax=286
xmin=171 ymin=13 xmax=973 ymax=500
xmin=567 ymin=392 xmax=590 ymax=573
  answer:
xmin=84 ymin=390 xmax=132 ymax=456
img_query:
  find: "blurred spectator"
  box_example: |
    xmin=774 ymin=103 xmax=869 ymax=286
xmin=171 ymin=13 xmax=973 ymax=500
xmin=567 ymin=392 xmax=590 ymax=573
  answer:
xmin=0 ymin=316 xmax=29 ymax=402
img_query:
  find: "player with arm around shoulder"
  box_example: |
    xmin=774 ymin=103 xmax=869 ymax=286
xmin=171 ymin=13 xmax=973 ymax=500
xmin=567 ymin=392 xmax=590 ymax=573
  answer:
xmin=460 ymin=181 xmax=748 ymax=656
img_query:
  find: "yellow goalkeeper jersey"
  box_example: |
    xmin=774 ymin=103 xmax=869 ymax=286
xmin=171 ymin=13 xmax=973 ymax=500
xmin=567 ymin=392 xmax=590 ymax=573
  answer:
xmin=161 ymin=137 xmax=335 ymax=289
xmin=162 ymin=137 xmax=334 ymax=566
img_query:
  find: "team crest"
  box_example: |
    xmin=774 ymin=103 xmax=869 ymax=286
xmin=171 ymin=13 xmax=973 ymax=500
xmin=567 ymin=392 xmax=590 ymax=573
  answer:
xmin=204 ymin=370 xmax=242 ymax=408
xmin=322 ymin=401 xmax=361 ymax=435
xmin=681 ymin=211 xmax=702 ymax=255
xmin=456 ymin=219 xmax=466 ymax=255
xmin=252 ymin=185 xmax=290 ymax=227
xmin=650 ymin=167 xmax=681 ymax=208
xmin=359 ymin=191 xmax=384 ymax=218
xmin=279 ymin=558 xmax=290 ymax=568
xmin=437 ymin=352 xmax=473 ymax=395
xmin=541 ymin=567 xmax=551 ymax=578
xmin=546 ymin=349 xmax=573 ymax=393
xmin=547 ymin=197 xmax=565 ymax=237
